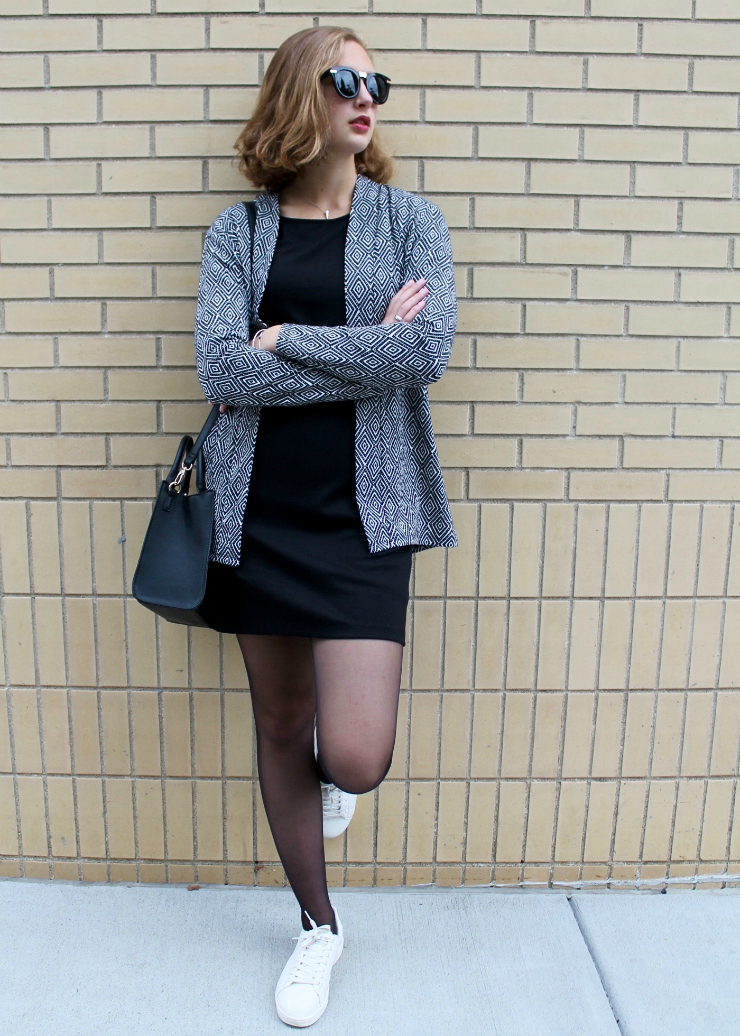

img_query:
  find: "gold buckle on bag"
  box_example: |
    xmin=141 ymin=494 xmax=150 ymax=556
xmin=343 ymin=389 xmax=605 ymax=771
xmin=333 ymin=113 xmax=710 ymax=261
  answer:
xmin=168 ymin=462 xmax=192 ymax=493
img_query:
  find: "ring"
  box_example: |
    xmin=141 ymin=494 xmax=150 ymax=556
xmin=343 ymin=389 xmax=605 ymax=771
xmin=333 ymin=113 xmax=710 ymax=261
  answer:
xmin=395 ymin=314 xmax=404 ymax=321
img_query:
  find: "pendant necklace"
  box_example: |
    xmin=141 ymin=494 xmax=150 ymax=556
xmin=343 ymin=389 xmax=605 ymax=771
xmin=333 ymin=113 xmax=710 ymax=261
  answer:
xmin=289 ymin=178 xmax=356 ymax=219
xmin=300 ymin=198 xmax=344 ymax=219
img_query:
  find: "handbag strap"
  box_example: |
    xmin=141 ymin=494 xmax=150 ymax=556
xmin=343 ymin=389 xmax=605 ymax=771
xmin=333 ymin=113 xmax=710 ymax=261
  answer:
xmin=244 ymin=197 xmax=256 ymax=238
xmin=245 ymin=199 xmax=256 ymax=326
xmin=183 ymin=403 xmax=220 ymax=469
xmin=242 ymin=199 xmax=267 ymax=334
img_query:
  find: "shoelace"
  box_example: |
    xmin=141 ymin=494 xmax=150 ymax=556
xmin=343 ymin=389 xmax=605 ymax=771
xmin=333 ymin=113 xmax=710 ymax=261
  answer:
xmin=287 ymin=925 xmax=335 ymax=987
xmin=321 ymin=783 xmax=350 ymax=819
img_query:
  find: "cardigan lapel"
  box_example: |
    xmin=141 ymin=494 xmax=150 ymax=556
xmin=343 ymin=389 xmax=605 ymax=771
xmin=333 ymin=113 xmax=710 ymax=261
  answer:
xmin=251 ymin=173 xmax=381 ymax=329
xmin=251 ymin=189 xmax=279 ymax=326
xmin=345 ymin=173 xmax=382 ymax=327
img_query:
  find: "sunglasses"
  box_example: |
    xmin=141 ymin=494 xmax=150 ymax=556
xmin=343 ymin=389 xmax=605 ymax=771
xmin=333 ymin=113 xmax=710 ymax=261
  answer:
xmin=320 ymin=66 xmax=392 ymax=105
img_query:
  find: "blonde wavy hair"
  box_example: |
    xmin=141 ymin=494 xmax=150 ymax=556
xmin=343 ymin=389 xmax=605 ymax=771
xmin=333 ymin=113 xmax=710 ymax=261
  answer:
xmin=234 ymin=26 xmax=395 ymax=193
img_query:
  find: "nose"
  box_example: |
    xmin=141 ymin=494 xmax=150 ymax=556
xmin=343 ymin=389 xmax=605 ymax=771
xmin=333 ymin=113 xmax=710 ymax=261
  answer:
xmin=356 ymin=78 xmax=374 ymax=105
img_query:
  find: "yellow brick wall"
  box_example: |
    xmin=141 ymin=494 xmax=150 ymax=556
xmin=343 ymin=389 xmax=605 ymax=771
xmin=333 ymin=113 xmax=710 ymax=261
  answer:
xmin=1 ymin=2 xmax=739 ymax=890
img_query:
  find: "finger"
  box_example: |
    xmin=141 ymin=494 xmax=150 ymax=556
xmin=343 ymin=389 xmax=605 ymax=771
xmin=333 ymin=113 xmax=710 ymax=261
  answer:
xmin=398 ymin=291 xmax=427 ymax=315
xmin=397 ymin=299 xmax=426 ymax=321
xmin=394 ymin=286 xmax=427 ymax=312
xmin=396 ymin=278 xmax=425 ymax=302
xmin=387 ymin=283 xmax=427 ymax=322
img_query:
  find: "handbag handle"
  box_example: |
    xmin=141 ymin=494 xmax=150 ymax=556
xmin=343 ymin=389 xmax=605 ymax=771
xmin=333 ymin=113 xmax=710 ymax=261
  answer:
xmin=167 ymin=404 xmax=220 ymax=495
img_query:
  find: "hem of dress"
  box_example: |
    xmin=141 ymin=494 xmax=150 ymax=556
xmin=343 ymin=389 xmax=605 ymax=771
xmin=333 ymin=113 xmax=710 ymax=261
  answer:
xmin=203 ymin=621 xmax=406 ymax=645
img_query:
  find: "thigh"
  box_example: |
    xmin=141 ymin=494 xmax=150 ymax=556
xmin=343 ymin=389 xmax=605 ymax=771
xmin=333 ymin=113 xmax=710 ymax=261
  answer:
xmin=236 ymin=634 xmax=316 ymax=733
xmin=311 ymin=638 xmax=404 ymax=759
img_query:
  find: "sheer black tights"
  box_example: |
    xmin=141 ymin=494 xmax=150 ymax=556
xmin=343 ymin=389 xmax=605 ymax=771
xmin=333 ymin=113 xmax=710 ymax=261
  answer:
xmin=236 ymin=634 xmax=403 ymax=933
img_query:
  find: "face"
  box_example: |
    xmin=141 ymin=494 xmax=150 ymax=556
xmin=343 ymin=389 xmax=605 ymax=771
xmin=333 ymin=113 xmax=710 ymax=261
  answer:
xmin=320 ymin=40 xmax=380 ymax=157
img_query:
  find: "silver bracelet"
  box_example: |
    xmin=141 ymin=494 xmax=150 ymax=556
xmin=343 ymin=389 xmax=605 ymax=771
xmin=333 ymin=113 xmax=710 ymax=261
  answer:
xmin=252 ymin=328 xmax=266 ymax=348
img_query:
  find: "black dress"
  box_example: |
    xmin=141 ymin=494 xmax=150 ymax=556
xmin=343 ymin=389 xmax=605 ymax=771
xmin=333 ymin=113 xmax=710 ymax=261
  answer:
xmin=199 ymin=212 xmax=413 ymax=645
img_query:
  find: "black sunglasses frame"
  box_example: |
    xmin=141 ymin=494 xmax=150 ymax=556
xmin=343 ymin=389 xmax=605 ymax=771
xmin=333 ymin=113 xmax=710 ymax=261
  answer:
xmin=320 ymin=66 xmax=392 ymax=105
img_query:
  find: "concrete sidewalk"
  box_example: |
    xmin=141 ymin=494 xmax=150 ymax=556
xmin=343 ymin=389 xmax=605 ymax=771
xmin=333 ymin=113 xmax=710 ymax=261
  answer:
xmin=0 ymin=881 xmax=738 ymax=1036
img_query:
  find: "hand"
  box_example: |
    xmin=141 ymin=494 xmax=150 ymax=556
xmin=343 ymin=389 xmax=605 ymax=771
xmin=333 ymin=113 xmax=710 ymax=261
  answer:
xmin=250 ymin=324 xmax=281 ymax=352
xmin=381 ymin=277 xmax=427 ymax=324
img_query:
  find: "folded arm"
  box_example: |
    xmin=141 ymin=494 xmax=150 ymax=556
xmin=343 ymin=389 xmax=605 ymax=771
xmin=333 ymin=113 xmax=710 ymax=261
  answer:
xmin=194 ymin=209 xmax=381 ymax=407
xmin=273 ymin=198 xmax=457 ymax=388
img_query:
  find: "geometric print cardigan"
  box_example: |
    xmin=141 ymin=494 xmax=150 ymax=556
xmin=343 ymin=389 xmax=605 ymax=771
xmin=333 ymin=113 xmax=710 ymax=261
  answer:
xmin=194 ymin=171 xmax=458 ymax=566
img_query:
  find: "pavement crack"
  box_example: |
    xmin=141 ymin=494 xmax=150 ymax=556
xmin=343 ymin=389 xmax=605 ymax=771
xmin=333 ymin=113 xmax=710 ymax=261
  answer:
xmin=567 ymin=896 xmax=626 ymax=1036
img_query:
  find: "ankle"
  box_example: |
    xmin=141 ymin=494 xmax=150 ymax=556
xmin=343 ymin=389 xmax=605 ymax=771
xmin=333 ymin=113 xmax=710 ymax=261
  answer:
xmin=302 ymin=907 xmax=337 ymax=935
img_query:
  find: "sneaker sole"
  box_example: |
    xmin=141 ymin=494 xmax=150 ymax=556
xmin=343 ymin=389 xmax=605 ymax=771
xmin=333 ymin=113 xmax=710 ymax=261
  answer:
xmin=275 ymin=932 xmax=344 ymax=1028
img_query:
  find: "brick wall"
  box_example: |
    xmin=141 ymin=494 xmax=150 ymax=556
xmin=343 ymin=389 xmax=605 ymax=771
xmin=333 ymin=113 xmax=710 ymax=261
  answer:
xmin=1 ymin=1 xmax=739 ymax=890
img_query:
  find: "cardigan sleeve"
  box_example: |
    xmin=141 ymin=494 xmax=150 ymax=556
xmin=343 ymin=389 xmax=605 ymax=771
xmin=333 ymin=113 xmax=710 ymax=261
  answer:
xmin=273 ymin=197 xmax=456 ymax=388
xmin=194 ymin=210 xmax=381 ymax=407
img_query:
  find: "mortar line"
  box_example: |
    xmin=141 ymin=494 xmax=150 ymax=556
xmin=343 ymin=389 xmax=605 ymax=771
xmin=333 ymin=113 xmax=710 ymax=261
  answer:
xmin=119 ymin=500 xmax=139 ymax=882
xmin=399 ymin=567 xmax=415 ymax=887
xmin=24 ymin=500 xmax=54 ymax=876
xmin=607 ymin=501 xmax=641 ymax=887
xmin=519 ymin=502 xmax=547 ymax=884
xmin=430 ymin=545 xmax=449 ymax=885
xmin=490 ymin=503 xmax=514 ymax=878
xmin=460 ymin=501 xmax=482 ymax=884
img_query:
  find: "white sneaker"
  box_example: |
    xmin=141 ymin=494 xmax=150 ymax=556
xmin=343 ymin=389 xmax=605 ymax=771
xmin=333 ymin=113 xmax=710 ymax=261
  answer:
xmin=275 ymin=911 xmax=344 ymax=1028
xmin=314 ymin=722 xmax=357 ymax=839
xmin=321 ymin=782 xmax=356 ymax=839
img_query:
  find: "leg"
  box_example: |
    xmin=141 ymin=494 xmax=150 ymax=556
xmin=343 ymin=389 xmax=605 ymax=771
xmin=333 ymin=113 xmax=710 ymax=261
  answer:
xmin=236 ymin=633 xmax=336 ymax=933
xmin=312 ymin=638 xmax=404 ymax=795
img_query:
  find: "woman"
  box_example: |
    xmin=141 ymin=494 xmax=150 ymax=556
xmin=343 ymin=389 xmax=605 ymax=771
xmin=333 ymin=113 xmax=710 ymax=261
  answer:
xmin=194 ymin=26 xmax=457 ymax=1028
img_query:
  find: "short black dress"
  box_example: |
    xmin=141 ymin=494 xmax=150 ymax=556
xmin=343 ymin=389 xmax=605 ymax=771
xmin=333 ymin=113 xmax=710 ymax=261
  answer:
xmin=199 ymin=211 xmax=413 ymax=645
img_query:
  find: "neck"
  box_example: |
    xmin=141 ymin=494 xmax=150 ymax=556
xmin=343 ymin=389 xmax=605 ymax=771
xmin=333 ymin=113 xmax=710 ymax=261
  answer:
xmin=280 ymin=157 xmax=358 ymax=215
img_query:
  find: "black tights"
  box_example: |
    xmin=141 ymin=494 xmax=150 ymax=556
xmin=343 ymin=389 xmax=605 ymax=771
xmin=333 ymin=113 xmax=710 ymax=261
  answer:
xmin=236 ymin=634 xmax=404 ymax=933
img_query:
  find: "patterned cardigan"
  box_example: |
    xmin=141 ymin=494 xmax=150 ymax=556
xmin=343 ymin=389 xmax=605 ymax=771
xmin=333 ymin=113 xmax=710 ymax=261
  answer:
xmin=194 ymin=172 xmax=458 ymax=566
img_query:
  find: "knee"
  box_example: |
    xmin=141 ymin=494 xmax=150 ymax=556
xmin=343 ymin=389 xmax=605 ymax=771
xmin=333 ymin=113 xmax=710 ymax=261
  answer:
xmin=320 ymin=747 xmax=394 ymax=796
xmin=253 ymin=685 xmax=314 ymax=750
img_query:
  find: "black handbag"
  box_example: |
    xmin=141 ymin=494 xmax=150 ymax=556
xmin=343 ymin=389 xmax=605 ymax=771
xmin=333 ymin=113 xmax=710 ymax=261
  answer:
xmin=132 ymin=200 xmax=261 ymax=627
xmin=131 ymin=403 xmax=221 ymax=626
